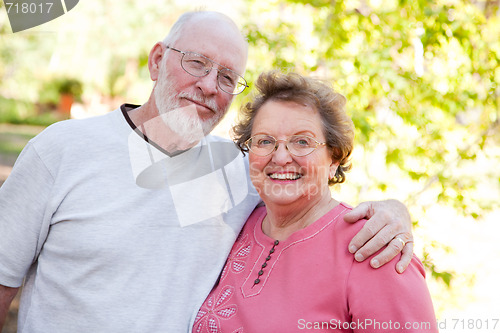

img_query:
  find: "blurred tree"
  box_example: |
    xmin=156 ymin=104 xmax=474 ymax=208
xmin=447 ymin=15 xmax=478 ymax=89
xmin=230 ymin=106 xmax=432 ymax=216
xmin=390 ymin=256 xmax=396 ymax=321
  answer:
xmin=240 ymin=0 xmax=500 ymax=286
xmin=0 ymin=0 xmax=185 ymax=110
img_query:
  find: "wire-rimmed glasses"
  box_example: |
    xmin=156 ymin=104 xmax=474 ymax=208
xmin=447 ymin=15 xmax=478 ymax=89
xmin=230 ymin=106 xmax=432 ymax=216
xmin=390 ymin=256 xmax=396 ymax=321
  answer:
xmin=244 ymin=134 xmax=327 ymax=157
xmin=166 ymin=46 xmax=248 ymax=95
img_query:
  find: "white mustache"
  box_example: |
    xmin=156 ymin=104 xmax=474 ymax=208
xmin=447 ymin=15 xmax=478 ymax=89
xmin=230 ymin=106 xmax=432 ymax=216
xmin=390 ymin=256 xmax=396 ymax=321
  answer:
xmin=177 ymin=92 xmax=221 ymax=114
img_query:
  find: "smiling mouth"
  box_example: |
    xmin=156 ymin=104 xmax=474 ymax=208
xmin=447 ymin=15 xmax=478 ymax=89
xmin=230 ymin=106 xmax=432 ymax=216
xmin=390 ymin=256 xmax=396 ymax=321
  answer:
xmin=268 ymin=173 xmax=302 ymax=180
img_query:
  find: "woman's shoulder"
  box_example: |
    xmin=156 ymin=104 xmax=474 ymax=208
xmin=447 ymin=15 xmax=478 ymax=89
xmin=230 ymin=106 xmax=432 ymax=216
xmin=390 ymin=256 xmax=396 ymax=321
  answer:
xmin=333 ymin=202 xmax=368 ymax=240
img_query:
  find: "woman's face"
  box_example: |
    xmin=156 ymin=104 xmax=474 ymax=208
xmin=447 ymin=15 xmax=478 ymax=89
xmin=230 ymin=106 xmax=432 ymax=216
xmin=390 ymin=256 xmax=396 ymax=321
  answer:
xmin=249 ymin=100 xmax=337 ymax=208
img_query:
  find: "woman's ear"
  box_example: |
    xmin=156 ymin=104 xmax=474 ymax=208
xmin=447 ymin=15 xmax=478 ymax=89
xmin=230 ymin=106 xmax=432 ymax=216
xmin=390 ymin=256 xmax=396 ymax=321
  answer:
xmin=329 ymin=161 xmax=340 ymax=180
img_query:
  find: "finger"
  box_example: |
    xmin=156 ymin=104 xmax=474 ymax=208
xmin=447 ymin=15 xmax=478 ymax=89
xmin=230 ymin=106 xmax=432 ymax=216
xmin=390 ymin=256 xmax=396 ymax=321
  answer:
xmin=370 ymin=233 xmax=413 ymax=271
xmin=348 ymin=213 xmax=388 ymax=254
xmin=352 ymin=225 xmax=398 ymax=261
xmin=343 ymin=202 xmax=374 ymax=223
xmin=396 ymin=241 xmax=414 ymax=274
xmin=368 ymin=234 xmax=407 ymax=269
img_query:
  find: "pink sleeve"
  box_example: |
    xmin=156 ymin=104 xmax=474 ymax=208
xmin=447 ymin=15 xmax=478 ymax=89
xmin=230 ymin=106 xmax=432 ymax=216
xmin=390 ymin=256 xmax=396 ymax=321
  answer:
xmin=346 ymin=255 xmax=438 ymax=332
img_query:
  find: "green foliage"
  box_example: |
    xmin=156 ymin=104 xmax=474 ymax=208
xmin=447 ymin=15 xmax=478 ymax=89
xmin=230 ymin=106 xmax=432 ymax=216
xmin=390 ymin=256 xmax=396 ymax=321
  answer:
xmin=38 ymin=77 xmax=84 ymax=104
xmin=422 ymin=249 xmax=453 ymax=287
xmin=107 ymin=58 xmax=128 ymax=98
xmin=241 ymin=0 xmax=500 ymax=286
xmin=0 ymin=132 xmax=36 ymax=155
xmin=245 ymin=21 xmax=300 ymax=71
xmin=57 ymin=78 xmax=83 ymax=99
xmin=0 ymin=0 xmax=184 ymax=116
xmin=244 ymin=0 xmax=499 ymax=202
xmin=0 ymin=97 xmax=59 ymax=126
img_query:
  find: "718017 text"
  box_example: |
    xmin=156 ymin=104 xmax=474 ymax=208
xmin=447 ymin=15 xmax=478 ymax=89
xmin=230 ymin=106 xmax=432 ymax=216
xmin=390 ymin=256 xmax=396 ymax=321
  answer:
xmin=437 ymin=318 xmax=499 ymax=330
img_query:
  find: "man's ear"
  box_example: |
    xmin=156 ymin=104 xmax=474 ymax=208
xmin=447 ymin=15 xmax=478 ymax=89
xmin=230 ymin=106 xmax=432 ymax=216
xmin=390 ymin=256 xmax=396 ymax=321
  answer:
xmin=148 ymin=42 xmax=166 ymax=81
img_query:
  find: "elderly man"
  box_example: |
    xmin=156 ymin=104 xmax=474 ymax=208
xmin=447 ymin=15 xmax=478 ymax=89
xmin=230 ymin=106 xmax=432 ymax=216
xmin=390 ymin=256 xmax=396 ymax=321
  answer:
xmin=0 ymin=11 xmax=412 ymax=332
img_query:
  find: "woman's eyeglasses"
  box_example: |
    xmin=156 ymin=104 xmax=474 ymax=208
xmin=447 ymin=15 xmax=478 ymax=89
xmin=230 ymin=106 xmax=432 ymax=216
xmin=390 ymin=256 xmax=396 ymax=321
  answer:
xmin=244 ymin=134 xmax=326 ymax=157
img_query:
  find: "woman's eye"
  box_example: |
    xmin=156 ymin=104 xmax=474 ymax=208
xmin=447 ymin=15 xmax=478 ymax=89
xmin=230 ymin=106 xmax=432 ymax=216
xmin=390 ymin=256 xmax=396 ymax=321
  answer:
xmin=258 ymin=139 xmax=273 ymax=146
xmin=293 ymin=137 xmax=312 ymax=146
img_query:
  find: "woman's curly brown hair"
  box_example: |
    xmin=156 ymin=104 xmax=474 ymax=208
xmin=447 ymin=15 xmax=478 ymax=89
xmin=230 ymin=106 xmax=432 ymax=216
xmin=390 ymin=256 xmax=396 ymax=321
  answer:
xmin=233 ymin=71 xmax=354 ymax=185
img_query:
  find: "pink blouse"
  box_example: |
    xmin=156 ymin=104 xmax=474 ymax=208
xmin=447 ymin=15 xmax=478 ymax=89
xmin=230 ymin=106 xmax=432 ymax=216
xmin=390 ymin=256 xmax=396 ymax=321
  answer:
xmin=193 ymin=203 xmax=438 ymax=332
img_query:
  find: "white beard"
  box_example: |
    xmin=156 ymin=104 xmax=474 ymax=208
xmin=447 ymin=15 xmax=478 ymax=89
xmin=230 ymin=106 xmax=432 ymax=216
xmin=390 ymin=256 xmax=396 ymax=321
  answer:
xmin=153 ymin=59 xmax=226 ymax=145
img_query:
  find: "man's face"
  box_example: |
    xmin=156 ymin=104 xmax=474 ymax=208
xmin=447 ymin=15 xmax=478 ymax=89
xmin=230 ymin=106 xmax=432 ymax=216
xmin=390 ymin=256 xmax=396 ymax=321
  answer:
xmin=153 ymin=19 xmax=247 ymax=140
xmin=154 ymin=55 xmax=223 ymax=143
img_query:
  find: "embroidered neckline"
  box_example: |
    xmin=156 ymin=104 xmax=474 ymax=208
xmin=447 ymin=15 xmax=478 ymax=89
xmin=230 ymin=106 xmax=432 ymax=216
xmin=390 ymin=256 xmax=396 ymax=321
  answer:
xmin=253 ymin=240 xmax=279 ymax=285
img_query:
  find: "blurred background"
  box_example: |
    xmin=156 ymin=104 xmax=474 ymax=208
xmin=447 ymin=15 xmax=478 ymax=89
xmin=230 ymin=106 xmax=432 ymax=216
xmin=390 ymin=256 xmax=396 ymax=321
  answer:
xmin=1 ymin=0 xmax=499 ymax=332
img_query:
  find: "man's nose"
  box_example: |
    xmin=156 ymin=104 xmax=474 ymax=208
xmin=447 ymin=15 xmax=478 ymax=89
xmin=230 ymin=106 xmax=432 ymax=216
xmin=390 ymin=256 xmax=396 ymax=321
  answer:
xmin=196 ymin=69 xmax=219 ymax=95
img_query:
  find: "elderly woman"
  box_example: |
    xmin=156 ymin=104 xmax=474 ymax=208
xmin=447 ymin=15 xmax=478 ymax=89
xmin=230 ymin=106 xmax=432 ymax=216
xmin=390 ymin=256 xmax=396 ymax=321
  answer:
xmin=193 ymin=71 xmax=437 ymax=332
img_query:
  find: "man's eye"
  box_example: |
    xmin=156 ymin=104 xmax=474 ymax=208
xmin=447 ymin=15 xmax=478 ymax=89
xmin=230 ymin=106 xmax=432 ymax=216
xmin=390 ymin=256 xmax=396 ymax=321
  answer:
xmin=186 ymin=59 xmax=206 ymax=68
xmin=219 ymin=73 xmax=236 ymax=87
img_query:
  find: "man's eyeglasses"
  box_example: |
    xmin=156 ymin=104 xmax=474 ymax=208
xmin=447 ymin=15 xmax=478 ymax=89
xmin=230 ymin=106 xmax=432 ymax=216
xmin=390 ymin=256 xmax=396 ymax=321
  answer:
xmin=166 ymin=45 xmax=249 ymax=95
xmin=244 ymin=134 xmax=327 ymax=157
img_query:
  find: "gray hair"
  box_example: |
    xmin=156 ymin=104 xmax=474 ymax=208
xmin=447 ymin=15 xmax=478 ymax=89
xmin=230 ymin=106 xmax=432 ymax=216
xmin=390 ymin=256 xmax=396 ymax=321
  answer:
xmin=162 ymin=11 xmax=247 ymax=52
xmin=162 ymin=12 xmax=198 ymax=47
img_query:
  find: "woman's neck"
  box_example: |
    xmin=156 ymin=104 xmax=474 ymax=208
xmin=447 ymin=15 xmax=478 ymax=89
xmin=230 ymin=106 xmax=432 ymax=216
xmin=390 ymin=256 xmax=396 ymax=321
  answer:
xmin=262 ymin=194 xmax=339 ymax=241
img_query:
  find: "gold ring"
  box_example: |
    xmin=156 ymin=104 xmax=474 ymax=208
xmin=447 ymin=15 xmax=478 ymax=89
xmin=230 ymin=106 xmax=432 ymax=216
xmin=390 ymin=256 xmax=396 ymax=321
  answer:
xmin=394 ymin=236 xmax=406 ymax=248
